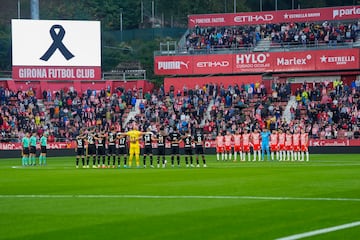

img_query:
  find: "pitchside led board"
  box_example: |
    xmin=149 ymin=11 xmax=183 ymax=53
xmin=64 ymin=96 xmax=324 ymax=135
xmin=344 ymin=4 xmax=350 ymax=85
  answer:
xmin=11 ymin=19 xmax=101 ymax=81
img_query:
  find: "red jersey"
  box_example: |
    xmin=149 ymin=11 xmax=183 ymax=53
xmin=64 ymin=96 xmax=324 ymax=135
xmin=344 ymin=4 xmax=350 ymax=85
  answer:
xmin=234 ymin=134 xmax=242 ymax=152
xmin=293 ymin=133 xmax=300 ymax=151
xmin=270 ymin=133 xmax=278 ymax=151
xmin=300 ymin=133 xmax=309 ymax=151
xmin=242 ymin=133 xmax=250 ymax=152
xmin=285 ymin=133 xmax=293 ymax=151
xmin=224 ymin=135 xmax=233 ymax=151
xmin=224 ymin=135 xmax=233 ymax=147
xmin=251 ymin=132 xmax=260 ymax=145
xmin=216 ymin=135 xmax=224 ymax=153
xmin=278 ymin=133 xmax=285 ymax=151
xmin=251 ymin=132 xmax=260 ymax=151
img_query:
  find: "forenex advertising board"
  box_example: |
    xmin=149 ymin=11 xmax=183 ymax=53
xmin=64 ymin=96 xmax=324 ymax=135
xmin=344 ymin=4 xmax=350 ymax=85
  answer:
xmin=12 ymin=19 xmax=101 ymax=80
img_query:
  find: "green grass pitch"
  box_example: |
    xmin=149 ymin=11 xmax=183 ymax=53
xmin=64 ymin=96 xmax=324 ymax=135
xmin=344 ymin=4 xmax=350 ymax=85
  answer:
xmin=0 ymin=154 xmax=359 ymax=240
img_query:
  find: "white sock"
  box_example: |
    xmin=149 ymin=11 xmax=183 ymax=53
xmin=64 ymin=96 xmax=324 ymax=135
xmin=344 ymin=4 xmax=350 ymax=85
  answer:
xmin=258 ymin=151 xmax=261 ymax=161
xmin=271 ymin=152 xmax=274 ymax=160
xmin=306 ymin=152 xmax=309 ymax=161
xmin=301 ymin=152 xmax=304 ymax=161
xmin=221 ymin=153 xmax=224 ymax=161
xmin=229 ymin=153 xmax=232 ymax=161
xmin=248 ymin=152 xmax=251 ymax=161
xmin=294 ymin=152 xmax=297 ymax=161
xmin=217 ymin=153 xmax=220 ymax=161
xmin=279 ymin=151 xmax=282 ymax=161
xmin=234 ymin=152 xmax=237 ymax=161
xmin=240 ymin=152 xmax=243 ymax=161
xmin=276 ymin=151 xmax=279 ymax=161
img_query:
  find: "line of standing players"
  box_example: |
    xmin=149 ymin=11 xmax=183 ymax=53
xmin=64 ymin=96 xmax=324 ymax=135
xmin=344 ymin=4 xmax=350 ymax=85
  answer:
xmin=215 ymin=128 xmax=309 ymax=162
xmin=74 ymin=126 xmax=207 ymax=168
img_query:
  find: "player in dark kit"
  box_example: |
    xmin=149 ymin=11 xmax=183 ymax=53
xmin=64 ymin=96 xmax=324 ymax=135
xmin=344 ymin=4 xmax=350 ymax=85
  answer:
xmin=182 ymin=130 xmax=194 ymax=167
xmin=107 ymin=127 xmax=118 ymax=168
xmin=117 ymin=131 xmax=128 ymax=168
xmin=75 ymin=130 xmax=86 ymax=168
xmin=142 ymin=128 xmax=155 ymax=168
xmin=95 ymin=130 xmax=107 ymax=168
xmin=155 ymin=126 xmax=167 ymax=168
xmin=86 ymin=128 xmax=97 ymax=168
xmin=168 ymin=126 xmax=181 ymax=167
xmin=194 ymin=128 xmax=207 ymax=167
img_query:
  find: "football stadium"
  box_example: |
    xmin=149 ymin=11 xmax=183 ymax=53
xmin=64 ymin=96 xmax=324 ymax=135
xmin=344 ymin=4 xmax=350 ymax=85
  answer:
xmin=0 ymin=1 xmax=360 ymax=239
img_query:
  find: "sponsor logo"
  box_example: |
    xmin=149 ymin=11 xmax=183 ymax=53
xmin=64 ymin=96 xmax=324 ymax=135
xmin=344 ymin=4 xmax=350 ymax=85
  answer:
xmin=236 ymin=53 xmax=270 ymax=69
xmin=277 ymin=54 xmax=312 ymax=66
xmin=320 ymin=55 xmax=355 ymax=65
xmin=196 ymin=61 xmax=230 ymax=68
xmin=236 ymin=53 xmax=268 ymax=64
xmin=234 ymin=14 xmax=273 ymax=23
xmin=283 ymin=12 xmax=321 ymax=20
xmin=333 ymin=7 xmax=360 ymax=18
xmin=158 ymin=61 xmax=189 ymax=70
xmin=191 ymin=17 xmax=225 ymax=24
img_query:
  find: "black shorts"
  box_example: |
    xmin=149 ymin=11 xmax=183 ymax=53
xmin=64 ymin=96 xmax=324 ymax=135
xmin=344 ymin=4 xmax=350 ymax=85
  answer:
xmin=108 ymin=145 xmax=117 ymax=155
xmin=144 ymin=145 xmax=152 ymax=155
xmin=41 ymin=146 xmax=47 ymax=154
xmin=23 ymin=148 xmax=29 ymax=155
xmin=118 ymin=147 xmax=127 ymax=155
xmin=171 ymin=146 xmax=180 ymax=155
xmin=157 ymin=146 xmax=165 ymax=156
xmin=97 ymin=146 xmax=106 ymax=156
xmin=184 ymin=147 xmax=193 ymax=155
xmin=88 ymin=145 xmax=96 ymax=155
xmin=195 ymin=146 xmax=204 ymax=155
xmin=77 ymin=148 xmax=85 ymax=156
xmin=30 ymin=146 xmax=36 ymax=154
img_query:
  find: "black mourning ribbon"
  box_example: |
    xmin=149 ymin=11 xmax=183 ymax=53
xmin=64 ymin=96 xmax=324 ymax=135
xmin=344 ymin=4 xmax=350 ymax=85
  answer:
xmin=40 ymin=24 xmax=75 ymax=61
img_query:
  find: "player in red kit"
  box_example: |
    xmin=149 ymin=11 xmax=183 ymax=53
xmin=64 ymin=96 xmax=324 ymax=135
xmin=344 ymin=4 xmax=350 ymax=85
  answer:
xmin=300 ymin=128 xmax=309 ymax=161
xmin=242 ymin=129 xmax=251 ymax=161
xmin=270 ymin=130 xmax=279 ymax=161
xmin=292 ymin=129 xmax=301 ymax=161
xmin=251 ymin=129 xmax=261 ymax=161
xmin=215 ymin=132 xmax=224 ymax=161
xmin=278 ymin=129 xmax=286 ymax=161
xmin=233 ymin=130 xmax=243 ymax=161
xmin=285 ymin=130 xmax=293 ymax=161
xmin=224 ymin=131 xmax=233 ymax=161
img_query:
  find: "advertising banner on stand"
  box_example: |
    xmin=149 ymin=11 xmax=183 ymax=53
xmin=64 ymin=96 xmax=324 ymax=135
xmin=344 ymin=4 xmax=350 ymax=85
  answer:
xmin=188 ymin=5 xmax=360 ymax=27
xmin=155 ymin=49 xmax=360 ymax=76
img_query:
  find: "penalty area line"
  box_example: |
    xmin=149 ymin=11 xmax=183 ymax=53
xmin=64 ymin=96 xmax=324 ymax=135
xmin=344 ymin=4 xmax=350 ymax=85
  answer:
xmin=276 ymin=221 xmax=360 ymax=240
xmin=0 ymin=195 xmax=359 ymax=202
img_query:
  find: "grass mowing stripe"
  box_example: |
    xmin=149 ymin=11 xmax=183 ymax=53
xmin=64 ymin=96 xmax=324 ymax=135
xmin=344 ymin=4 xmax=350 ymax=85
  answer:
xmin=0 ymin=194 xmax=360 ymax=201
xmin=276 ymin=221 xmax=360 ymax=240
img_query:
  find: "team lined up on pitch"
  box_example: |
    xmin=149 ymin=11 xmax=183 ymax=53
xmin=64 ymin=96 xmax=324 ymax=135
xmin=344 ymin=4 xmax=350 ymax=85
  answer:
xmin=21 ymin=122 xmax=309 ymax=168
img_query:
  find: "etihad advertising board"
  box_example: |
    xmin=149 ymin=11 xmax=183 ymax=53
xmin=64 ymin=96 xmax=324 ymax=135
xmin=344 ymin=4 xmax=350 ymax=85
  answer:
xmin=188 ymin=5 xmax=360 ymax=27
xmin=155 ymin=49 xmax=359 ymax=75
xmin=12 ymin=19 xmax=101 ymax=80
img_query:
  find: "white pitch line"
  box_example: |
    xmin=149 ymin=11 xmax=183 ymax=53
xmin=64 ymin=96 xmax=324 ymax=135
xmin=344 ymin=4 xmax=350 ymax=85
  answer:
xmin=0 ymin=195 xmax=359 ymax=202
xmin=276 ymin=221 xmax=360 ymax=240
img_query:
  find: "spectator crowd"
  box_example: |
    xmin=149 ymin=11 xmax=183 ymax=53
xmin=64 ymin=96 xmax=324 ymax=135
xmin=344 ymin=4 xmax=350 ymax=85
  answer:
xmin=1 ymin=78 xmax=359 ymax=144
xmin=185 ymin=20 xmax=359 ymax=52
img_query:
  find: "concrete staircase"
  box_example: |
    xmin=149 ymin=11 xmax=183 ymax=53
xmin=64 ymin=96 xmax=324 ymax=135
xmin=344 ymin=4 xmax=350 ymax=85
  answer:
xmin=282 ymin=96 xmax=297 ymax=123
xmin=123 ymin=99 xmax=142 ymax=128
xmin=253 ymin=38 xmax=271 ymax=52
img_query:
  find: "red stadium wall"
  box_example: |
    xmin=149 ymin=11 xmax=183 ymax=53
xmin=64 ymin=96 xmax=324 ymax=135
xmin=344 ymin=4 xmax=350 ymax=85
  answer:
xmin=164 ymin=75 xmax=262 ymax=93
xmin=1 ymin=79 xmax=154 ymax=98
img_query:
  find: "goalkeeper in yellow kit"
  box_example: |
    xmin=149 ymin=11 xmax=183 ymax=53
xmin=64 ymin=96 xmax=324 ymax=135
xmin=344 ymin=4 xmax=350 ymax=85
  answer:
xmin=123 ymin=123 xmax=150 ymax=168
